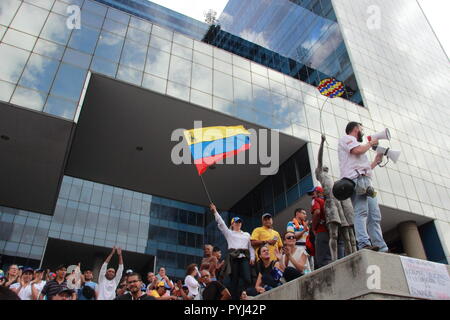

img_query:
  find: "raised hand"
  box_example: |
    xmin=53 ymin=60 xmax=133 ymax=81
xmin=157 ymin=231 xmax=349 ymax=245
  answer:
xmin=116 ymin=247 xmax=122 ymax=255
xmin=209 ymin=203 xmax=216 ymax=212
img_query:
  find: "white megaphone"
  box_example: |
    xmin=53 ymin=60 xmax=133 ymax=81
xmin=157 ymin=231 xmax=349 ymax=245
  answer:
xmin=368 ymin=128 xmax=391 ymax=142
xmin=373 ymin=146 xmax=401 ymax=163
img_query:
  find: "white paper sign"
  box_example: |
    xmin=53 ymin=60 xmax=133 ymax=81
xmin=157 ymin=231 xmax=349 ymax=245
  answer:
xmin=400 ymin=256 xmax=450 ymax=300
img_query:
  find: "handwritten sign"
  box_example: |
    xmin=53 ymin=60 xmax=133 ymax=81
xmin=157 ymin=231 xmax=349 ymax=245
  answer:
xmin=400 ymin=256 xmax=450 ymax=300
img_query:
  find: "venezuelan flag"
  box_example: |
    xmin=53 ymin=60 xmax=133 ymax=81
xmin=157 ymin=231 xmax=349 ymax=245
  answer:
xmin=184 ymin=125 xmax=251 ymax=175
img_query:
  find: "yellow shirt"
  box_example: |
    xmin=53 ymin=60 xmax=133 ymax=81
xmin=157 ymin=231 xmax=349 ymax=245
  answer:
xmin=149 ymin=290 xmax=160 ymax=298
xmin=251 ymin=226 xmax=283 ymax=261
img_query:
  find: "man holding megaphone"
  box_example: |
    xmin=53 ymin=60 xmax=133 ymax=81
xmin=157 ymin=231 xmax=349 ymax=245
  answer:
xmin=336 ymin=122 xmax=388 ymax=253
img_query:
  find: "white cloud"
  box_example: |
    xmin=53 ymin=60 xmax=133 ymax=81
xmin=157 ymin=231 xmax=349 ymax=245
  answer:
xmin=238 ymin=29 xmax=270 ymax=49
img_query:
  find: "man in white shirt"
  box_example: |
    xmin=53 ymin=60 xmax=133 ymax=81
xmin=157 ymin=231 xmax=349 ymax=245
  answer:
xmin=210 ymin=203 xmax=255 ymax=300
xmin=337 ymin=122 xmax=388 ymax=252
xmin=97 ymin=246 xmax=124 ymax=300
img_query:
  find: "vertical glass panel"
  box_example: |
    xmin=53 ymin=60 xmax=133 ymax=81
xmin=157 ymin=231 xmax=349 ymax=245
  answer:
xmin=0 ymin=44 xmax=30 ymax=83
xmin=152 ymin=25 xmax=172 ymax=41
xmin=62 ymin=48 xmax=92 ymax=69
xmin=120 ymin=40 xmax=147 ymax=70
xmin=142 ymin=74 xmax=167 ymax=94
xmin=193 ymin=51 xmax=212 ymax=68
xmin=0 ymin=0 xmax=21 ymax=26
xmin=167 ymin=81 xmax=189 ymax=101
xmin=2 ymin=29 xmax=36 ymax=51
xmin=194 ymin=40 xmax=213 ymax=56
xmin=19 ymin=53 xmax=59 ymax=92
xmin=233 ymin=65 xmax=251 ymax=82
xmin=80 ymin=9 xmax=104 ymax=29
xmin=91 ymin=56 xmax=118 ymax=77
xmin=10 ymin=2 xmax=48 ymax=36
xmin=233 ymin=78 xmax=252 ymax=108
xmin=11 ymin=87 xmax=46 ymax=111
xmin=168 ymin=56 xmax=191 ymax=86
xmin=252 ymin=84 xmax=272 ymax=115
xmin=145 ymin=47 xmax=170 ymax=78
xmin=0 ymin=81 xmax=15 ymax=102
xmin=171 ymin=43 xmax=192 ymax=60
xmin=191 ymin=63 xmax=212 ymax=94
xmin=69 ymin=26 xmax=100 ymax=54
xmin=50 ymin=63 xmax=87 ymax=101
xmin=126 ymin=27 xmax=150 ymax=46
xmin=117 ymin=65 xmax=143 ymax=86
xmin=213 ymin=47 xmax=232 ymax=63
xmin=106 ymin=8 xmax=130 ymax=25
xmin=33 ymin=39 xmax=65 ymax=60
xmin=83 ymin=0 xmax=107 ymax=17
xmin=102 ymin=19 xmax=127 ymax=37
xmin=173 ymin=32 xmax=193 ymax=48
xmin=129 ymin=16 xmax=152 ymax=33
xmin=214 ymin=58 xmax=232 ymax=75
xmin=149 ymin=35 xmax=172 ymax=52
xmin=44 ymin=95 xmax=77 ymax=120
xmin=213 ymin=70 xmax=233 ymax=100
xmin=190 ymin=89 xmax=212 ymax=108
xmin=40 ymin=12 xmax=73 ymax=45
xmin=94 ymin=31 xmax=124 ymax=63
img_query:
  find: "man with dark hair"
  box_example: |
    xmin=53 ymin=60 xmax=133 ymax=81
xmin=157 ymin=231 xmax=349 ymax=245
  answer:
xmin=199 ymin=270 xmax=231 ymax=300
xmin=115 ymin=273 xmax=155 ymax=300
xmin=78 ymin=267 xmax=97 ymax=300
xmin=0 ymin=286 xmax=20 ymax=300
xmin=212 ymin=246 xmax=224 ymax=281
xmin=338 ymin=122 xmax=388 ymax=252
xmin=286 ymin=208 xmax=311 ymax=272
xmin=97 ymin=246 xmax=124 ymax=300
xmin=40 ymin=265 xmax=73 ymax=300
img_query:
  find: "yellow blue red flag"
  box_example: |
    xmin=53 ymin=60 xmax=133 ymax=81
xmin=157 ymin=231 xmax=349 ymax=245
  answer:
xmin=184 ymin=125 xmax=251 ymax=175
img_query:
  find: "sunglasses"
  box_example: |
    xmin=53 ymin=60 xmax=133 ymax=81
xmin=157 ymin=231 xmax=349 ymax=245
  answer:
xmin=285 ymin=236 xmax=295 ymax=240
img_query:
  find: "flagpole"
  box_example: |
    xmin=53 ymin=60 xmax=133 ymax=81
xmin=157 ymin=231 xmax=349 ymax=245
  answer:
xmin=199 ymin=174 xmax=213 ymax=204
xmin=319 ymin=96 xmax=329 ymax=138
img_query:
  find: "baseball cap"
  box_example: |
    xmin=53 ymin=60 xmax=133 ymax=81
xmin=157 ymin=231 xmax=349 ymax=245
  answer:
xmin=22 ymin=267 xmax=34 ymax=274
xmin=35 ymin=268 xmax=44 ymax=273
xmin=125 ymin=269 xmax=133 ymax=274
xmin=0 ymin=270 xmax=4 ymax=277
xmin=231 ymin=217 xmax=242 ymax=224
xmin=55 ymin=264 xmax=67 ymax=271
xmin=307 ymin=186 xmax=324 ymax=195
xmin=262 ymin=213 xmax=272 ymax=219
xmin=156 ymin=281 xmax=165 ymax=288
xmin=57 ymin=288 xmax=75 ymax=296
xmin=49 ymin=272 xmax=56 ymax=277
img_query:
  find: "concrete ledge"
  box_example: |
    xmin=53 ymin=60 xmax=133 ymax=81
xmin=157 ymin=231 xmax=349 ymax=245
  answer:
xmin=252 ymin=250 xmax=450 ymax=300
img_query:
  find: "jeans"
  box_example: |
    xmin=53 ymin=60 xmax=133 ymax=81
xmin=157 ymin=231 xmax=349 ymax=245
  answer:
xmin=351 ymin=177 xmax=388 ymax=252
xmin=315 ymin=231 xmax=332 ymax=269
xmin=230 ymin=257 xmax=251 ymax=300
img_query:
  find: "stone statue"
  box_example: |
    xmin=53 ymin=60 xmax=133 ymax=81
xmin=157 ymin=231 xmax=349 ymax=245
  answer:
xmin=315 ymin=135 xmax=356 ymax=260
xmin=340 ymin=198 xmax=358 ymax=254
xmin=315 ymin=134 xmax=340 ymax=262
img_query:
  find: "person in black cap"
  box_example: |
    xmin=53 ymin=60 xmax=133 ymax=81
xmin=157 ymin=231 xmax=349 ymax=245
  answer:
xmin=40 ymin=265 xmax=69 ymax=300
xmin=251 ymin=213 xmax=283 ymax=262
xmin=53 ymin=288 xmax=75 ymax=300
xmin=9 ymin=267 xmax=34 ymax=300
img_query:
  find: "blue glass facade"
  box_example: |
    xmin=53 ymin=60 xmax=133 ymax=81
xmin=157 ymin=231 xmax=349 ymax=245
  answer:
xmin=94 ymin=0 xmax=209 ymax=40
xmin=219 ymin=0 xmax=362 ymax=105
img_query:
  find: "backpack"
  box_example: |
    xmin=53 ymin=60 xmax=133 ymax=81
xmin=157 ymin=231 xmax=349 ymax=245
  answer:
xmin=305 ymin=233 xmax=315 ymax=257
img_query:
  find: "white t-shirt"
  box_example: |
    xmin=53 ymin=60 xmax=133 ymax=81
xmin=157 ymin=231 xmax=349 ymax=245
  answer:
xmin=214 ymin=211 xmax=255 ymax=261
xmin=184 ymin=275 xmax=199 ymax=297
xmin=34 ymin=281 xmax=46 ymax=296
xmin=97 ymin=263 xmax=124 ymax=300
xmin=10 ymin=283 xmax=33 ymax=300
xmin=338 ymin=135 xmax=372 ymax=180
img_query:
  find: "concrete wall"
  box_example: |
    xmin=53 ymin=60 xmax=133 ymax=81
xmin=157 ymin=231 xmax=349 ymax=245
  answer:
xmin=252 ymin=250 xmax=450 ymax=300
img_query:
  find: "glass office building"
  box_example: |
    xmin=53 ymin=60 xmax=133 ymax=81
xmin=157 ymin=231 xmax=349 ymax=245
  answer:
xmin=0 ymin=0 xmax=449 ymax=280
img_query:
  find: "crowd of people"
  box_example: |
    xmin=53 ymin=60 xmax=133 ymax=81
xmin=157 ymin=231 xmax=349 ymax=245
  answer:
xmin=0 ymin=200 xmax=333 ymax=301
xmin=0 ymin=121 xmax=387 ymax=301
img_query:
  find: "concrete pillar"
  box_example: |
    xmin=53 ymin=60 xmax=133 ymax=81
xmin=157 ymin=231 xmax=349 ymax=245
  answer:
xmin=398 ymin=221 xmax=427 ymax=260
